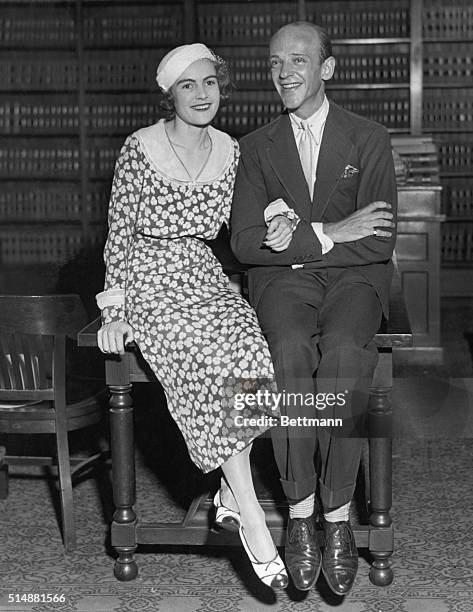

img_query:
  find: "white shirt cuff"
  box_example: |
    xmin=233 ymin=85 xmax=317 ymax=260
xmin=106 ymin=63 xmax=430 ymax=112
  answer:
xmin=264 ymin=198 xmax=294 ymax=224
xmin=96 ymin=288 xmax=125 ymax=310
xmin=311 ymin=222 xmax=334 ymax=254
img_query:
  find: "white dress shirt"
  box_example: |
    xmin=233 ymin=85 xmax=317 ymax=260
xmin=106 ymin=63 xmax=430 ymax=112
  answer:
xmin=264 ymin=95 xmax=334 ymax=254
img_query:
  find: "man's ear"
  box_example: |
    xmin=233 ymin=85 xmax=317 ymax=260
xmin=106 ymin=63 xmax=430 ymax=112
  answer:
xmin=321 ymin=56 xmax=336 ymax=81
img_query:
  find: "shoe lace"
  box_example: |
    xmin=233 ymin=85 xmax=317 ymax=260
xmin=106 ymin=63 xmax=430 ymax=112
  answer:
xmin=291 ymin=519 xmax=313 ymax=545
xmin=330 ymin=522 xmax=353 ymax=550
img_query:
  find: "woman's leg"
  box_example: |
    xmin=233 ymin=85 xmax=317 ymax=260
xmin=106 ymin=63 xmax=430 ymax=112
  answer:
xmin=221 ymin=444 xmax=276 ymax=562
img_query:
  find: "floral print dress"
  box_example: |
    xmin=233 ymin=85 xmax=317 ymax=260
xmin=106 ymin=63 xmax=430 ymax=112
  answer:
xmin=100 ymin=120 xmax=276 ymax=472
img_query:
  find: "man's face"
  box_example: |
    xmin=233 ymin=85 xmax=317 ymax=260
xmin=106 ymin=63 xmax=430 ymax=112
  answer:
xmin=269 ymin=26 xmax=328 ymax=119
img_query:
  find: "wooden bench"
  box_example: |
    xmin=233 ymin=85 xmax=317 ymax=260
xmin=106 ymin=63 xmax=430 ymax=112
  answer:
xmin=77 ymin=274 xmax=412 ymax=586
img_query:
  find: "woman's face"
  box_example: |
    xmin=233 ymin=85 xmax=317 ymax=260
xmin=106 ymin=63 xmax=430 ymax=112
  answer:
xmin=170 ymin=58 xmax=220 ymax=126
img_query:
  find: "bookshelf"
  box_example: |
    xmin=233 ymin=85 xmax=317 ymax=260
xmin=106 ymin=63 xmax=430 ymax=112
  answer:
xmin=0 ymin=0 xmax=471 ymax=297
xmin=0 ymin=0 xmax=182 ymax=268
xmin=421 ymin=0 xmax=473 ymax=295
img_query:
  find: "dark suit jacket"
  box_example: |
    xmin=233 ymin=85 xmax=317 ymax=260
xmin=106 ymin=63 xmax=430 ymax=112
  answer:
xmin=230 ymin=101 xmax=397 ymax=316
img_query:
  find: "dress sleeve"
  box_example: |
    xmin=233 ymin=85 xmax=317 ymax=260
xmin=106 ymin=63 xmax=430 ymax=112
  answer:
xmin=223 ymin=139 xmax=240 ymax=229
xmin=98 ymin=134 xmax=143 ymax=324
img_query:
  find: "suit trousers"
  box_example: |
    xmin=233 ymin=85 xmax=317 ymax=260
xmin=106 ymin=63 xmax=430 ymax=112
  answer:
xmin=255 ymin=267 xmax=382 ymax=509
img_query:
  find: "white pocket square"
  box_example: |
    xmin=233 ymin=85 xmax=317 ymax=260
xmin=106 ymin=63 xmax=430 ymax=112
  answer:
xmin=341 ymin=164 xmax=359 ymax=179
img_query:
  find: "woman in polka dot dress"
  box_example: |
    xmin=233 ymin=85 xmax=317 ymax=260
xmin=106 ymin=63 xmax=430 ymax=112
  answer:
xmin=96 ymin=44 xmax=288 ymax=589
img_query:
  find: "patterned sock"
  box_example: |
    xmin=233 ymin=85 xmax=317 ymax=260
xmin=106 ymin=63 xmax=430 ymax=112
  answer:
xmin=324 ymin=501 xmax=350 ymax=522
xmin=289 ymin=493 xmax=315 ymax=519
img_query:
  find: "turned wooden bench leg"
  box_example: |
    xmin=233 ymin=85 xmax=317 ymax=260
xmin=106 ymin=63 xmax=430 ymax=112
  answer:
xmin=109 ymin=383 xmax=138 ymax=582
xmin=0 ymin=446 xmax=8 ymax=499
xmin=368 ymin=351 xmax=394 ymax=586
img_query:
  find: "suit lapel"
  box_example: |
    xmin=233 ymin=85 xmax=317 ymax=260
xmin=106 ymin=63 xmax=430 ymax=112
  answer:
xmin=266 ymin=113 xmax=312 ymax=222
xmin=312 ymin=104 xmax=355 ymax=221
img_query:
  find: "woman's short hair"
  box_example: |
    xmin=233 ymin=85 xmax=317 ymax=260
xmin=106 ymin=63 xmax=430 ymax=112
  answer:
xmin=158 ymin=59 xmax=232 ymax=120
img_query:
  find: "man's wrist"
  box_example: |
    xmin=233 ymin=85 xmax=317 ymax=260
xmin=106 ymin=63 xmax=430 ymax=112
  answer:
xmin=323 ymin=221 xmax=337 ymax=243
xmin=312 ymin=222 xmax=334 ymax=254
xmin=274 ymin=213 xmax=299 ymax=232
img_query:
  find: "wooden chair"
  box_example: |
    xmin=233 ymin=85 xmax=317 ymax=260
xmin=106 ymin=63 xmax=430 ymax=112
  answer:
xmin=78 ymin=274 xmax=412 ymax=585
xmin=0 ymin=294 xmax=107 ymax=552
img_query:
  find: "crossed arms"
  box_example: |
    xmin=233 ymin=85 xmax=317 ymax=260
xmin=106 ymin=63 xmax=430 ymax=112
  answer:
xmin=230 ymin=125 xmax=397 ymax=268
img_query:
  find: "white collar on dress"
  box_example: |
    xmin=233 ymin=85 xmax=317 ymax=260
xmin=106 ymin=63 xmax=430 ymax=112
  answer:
xmin=135 ymin=119 xmax=234 ymax=183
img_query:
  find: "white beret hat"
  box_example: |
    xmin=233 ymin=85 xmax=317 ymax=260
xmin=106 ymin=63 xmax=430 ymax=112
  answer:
xmin=156 ymin=43 xmax=218 ymax=92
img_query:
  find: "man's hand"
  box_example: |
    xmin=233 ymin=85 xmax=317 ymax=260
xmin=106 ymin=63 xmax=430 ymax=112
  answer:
xmin=97 ymin=321 xmax=135 ymax=355
xmin=324 ymin=201 xmax=394 ymax=244
xmin=262 ymin=215 xmax=294 ymax=252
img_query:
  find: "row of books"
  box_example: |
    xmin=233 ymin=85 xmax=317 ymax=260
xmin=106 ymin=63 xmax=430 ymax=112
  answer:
xmin=1 ymin=184 xmax=109 ymax=222
xmin=82 ymin=7 xmax=182 ymax=47
xmin=424 ymin=43 xmax=473 ymax=82
xmin=0 ymin=2 xmax=470 ymax=49
xmin=12 ymin=86 xmax=473 ymax=135
xmin=0 ymin=89 xmax=413 ymax=135
xmin=0 ymin=5 xmax=182 ymax=48
xmin=0 ymin=89 xmax=410 ymax=138
xmin=0 ymin=226 xmax=104 ymax=265
xmin=197 ymin=1 xmax=410 ymax=42
xmin=442 ymin=222 xmax=473 ymax=263
xmin=437 ymin=139 xmax=473 ymax=173
xmin=0 ymin=8 xmax=76 ymax=47
xmin=305 ymin=1 xmax=410 ymax=38
xmin=0 ymin=56 xmax=79 ymax=92
xmin=423 ymin=3 xmax=473 ymax=39
xmin=0 ymin=100 xmax=80 ymax=134
xmin=0 ymin=56 xmax=412 ymax=92
xmin=3 ymin=47 xmax=469 ymax=93
xmin=423 ymin=89 xmax=473 ymax=130
xmin=441 ymin=179 xmax=473 ymax=218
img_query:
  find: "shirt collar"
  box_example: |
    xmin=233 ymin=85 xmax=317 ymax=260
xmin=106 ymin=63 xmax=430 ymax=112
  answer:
xmin=289 ymin=95 xmax=330 ymax=145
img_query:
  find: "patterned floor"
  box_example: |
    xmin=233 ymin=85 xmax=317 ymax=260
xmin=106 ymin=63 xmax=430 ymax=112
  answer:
xmin=1 ymin=298 xmax=473 ymax=612
xmin=1 ymin=436 xmax=473 ymax=612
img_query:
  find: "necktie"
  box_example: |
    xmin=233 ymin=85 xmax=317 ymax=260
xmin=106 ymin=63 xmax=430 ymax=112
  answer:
xmin=298 ymin=120 xmax=314 ymax=199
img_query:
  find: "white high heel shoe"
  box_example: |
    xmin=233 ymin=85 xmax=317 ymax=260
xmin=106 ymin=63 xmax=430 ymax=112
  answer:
xmin=213 ymin=490 xmax=241 ymax=532
xmin=238 ymin=524 xmax=289 ymax=590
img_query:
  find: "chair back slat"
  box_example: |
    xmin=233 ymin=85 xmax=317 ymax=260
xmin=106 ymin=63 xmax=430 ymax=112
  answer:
xmin=0 ymin=334 xmax=13 ymax=389
xmin=18 ymin=332 xmax=38 ymax=390
xmin=0 ymin=295 xmax=88 ymax=338
xmin=30 ymin=333 xmax=50 ymax=389
xmin=4 ymin=331 xmax=24 ymax=390
xmin=0 ymin=328 xmax=53 ymax=391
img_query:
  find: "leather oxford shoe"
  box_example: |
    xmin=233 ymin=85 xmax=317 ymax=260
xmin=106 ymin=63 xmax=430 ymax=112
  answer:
xmin=285 ymin=514 xmax=321 ymax=591
xmin=321 ymin=519 xmax=358 ymax=596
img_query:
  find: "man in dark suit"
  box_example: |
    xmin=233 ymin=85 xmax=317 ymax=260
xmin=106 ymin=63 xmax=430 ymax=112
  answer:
xmin=230 ymin=21 xmax=397 ymax=595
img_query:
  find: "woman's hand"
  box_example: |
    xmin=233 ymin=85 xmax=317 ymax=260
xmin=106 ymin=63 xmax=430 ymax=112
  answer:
xmin=262 ymin=215 xmax=294 ymax=252
xmin=97 ymin=321 xmax=135 ymax=355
